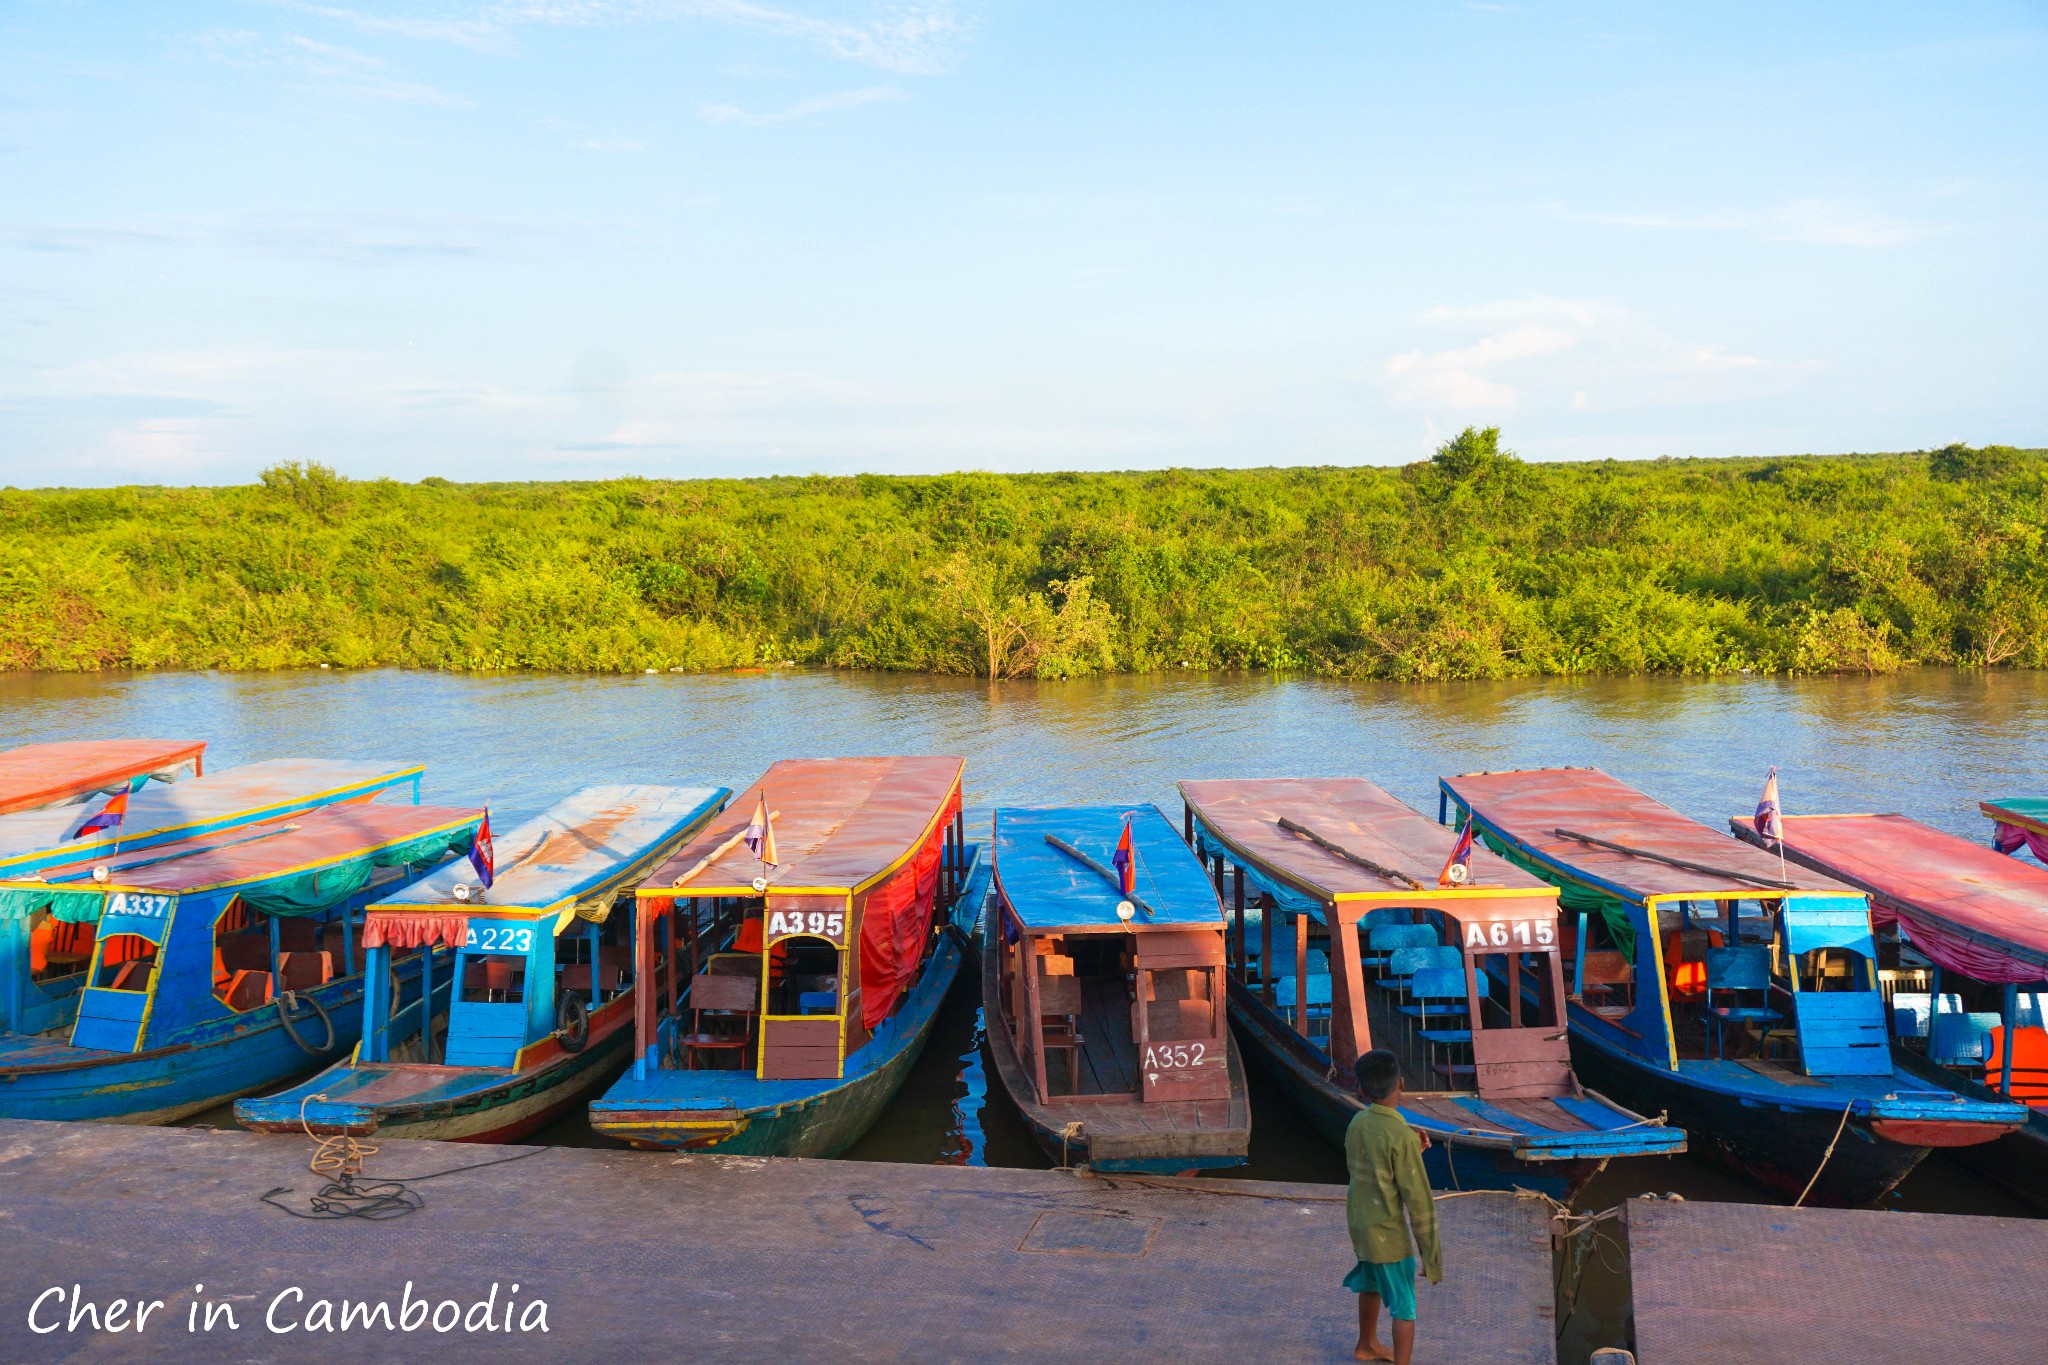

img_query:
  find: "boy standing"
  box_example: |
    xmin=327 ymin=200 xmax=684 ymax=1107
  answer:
xmin=1344 ymin=1049 xmax=1442 ymax=1364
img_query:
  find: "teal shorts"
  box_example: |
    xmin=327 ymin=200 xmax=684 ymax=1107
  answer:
xmin=1343 ymin=1256 xmax=1417 ymax=1321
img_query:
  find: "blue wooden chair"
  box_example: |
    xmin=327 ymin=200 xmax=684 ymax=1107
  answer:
xmin=1378 ymin=944 xmax=1458 ymax=1010
xmin=1889 ymin=992 xmax=1962 ymax=1040
xmin=1930 ymin=1011 xmax=2004 ymax=1068
xmin=1705 ymin=945 xmax=1779 ymax=1059
xmin=1364 ymin=923 xmax=1437 ymax=978
xmin=1397 ymin=965 xmax=1472 ymax=1075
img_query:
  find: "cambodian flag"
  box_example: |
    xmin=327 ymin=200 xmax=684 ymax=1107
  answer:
xmin=75 ymin=789 xmax=129 ymax=839
xmin=744 ymin=794 xmax=779 ymax=868
xmin=1754 ymin=768 xmax=1783 ymax=845
xmin=468 ymin=807 xmax=496 ymax=888
xmin=1112 ymin=815 xmax=1136 ymax=895
xmin=1437 ymin=821 xmax=1475 ymax=888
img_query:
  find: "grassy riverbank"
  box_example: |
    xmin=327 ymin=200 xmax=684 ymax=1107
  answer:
xmin=4 ymin=432 xmax=2044 ymax=680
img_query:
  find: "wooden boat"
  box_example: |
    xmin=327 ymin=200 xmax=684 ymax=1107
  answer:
xmin=589 ymin=757 xmax=981 ymax=1155
xmin=985 ymin=805 xmax=1251 ymax=1173
xmin=1181 ymin=778 xmax=1683 ymax=1198
xmin=1728 ymin=808 xmax=2048 ymax=1209
xmin=0 ymin=801 xmax=483 ymax=1123
xmin=237 ymin=785 xmax=730 ymax=1143
xmin=0 ymin=739 xmax=205 ymax=816
xmin=0 ymin=758 xmax=427 ymax=1038
xmin=1439 ymin=767 xmax=2025 ymax=1207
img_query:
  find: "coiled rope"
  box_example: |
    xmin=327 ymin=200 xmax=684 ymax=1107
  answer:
xmin=258 ymin=1092 xmax=545 ymax=1221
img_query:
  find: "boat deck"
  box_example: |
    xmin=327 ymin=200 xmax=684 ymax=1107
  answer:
xmin=0 ymin=1118 xmax=1556 ymax=1362
xmin=1067 ymin=976 xmax=1139 ymax=1094
xmin=1628 ymin=1195 xmax=2048 ymax=1364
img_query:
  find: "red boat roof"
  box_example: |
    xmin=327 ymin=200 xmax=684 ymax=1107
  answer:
xmin=644 ymin=757 xmax=963 ymax=896
xmin=1442 ymin=767 xmax=1854 ymax=902
xmin=1180 ymin=776 xmax=1554 ymax=905
xmin=20 ymin=803 xmax=481 ymax=896
xmin=1748 ymin=812 xmax=2048 ymax=973
xmin=0 ymin=740 xmax=205 ymax=816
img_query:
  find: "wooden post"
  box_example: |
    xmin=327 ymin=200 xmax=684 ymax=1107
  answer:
xmin=1330 ymin=910 xmax=1373 ymax=1066
xmin=1023 ymin=935 xmax=1048 ymax=1103
xmin=663 ymin=906 xmax=679 ymax=1023
xmin=1261 ymin=896 xmax=1275 ymax=1005
xmin=1232 ymin=866 xmax=1245 ymax=979
xmin=1295 ymin=910 xmax=1310 ymax=1035
xmin=420 ymin=939 xmax=435 ymax=1063
xmin=2003 ymin=981 xmax=2020 ymax=1096
xmin=633 ymin=903 xmax=656 ymax=1077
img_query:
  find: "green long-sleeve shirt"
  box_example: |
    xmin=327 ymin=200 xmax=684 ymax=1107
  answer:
xmin=1345 ymin=1103 xmax=1442 ymax=1278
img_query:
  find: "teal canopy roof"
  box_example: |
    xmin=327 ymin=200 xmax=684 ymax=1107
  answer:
xmin=377 ymin=785 xmax=729 ymax=913
xmin=994 ymin=804 xmax=1222 ymax=932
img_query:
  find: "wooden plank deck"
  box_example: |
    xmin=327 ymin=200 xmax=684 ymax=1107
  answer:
xmin=0 ymin=1118 xmax=1557 ymax=1362
xmin=1628 ymin=1196 xmax=2048 ymax=1364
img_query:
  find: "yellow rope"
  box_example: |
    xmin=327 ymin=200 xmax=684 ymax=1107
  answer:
xmin=1793 ymin=1103 xmax=1855 ymax=1208
xmin=299 ymin=1091 xmax=376 ymax=1181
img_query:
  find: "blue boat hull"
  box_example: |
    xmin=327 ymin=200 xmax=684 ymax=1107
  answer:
xmin=1565 ymin=1028 xmax=1924 ymax=1207
xmin=0 ymin=951 xmax=446 ymax=1124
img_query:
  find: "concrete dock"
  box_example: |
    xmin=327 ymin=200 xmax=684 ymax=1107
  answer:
xmin=1628 ymin=1195 xmax=2048 ymax=1364
xmin=0 ymin=1119 xmax=1556 ymax=1362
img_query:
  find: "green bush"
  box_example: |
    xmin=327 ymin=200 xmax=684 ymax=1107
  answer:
xmin=2 ymin=433 xmax=2043 ymax=679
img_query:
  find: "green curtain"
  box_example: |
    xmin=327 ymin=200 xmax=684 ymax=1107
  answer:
xmin=1474 ymin=826 xmax=1637 ymax=957
xmin=0 ymin=887 xmax=106 ymax=924
xmin=0 ymin=824 xmax=479 ymax=924
xmin=238 ymin=825 xmax=479 ymax=918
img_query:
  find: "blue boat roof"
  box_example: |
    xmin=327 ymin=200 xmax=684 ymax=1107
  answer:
xmin=377 ymin=785 xmax=728 ymax=913
xmin=994 ymin=805 xmax=1221 ymax=932
xmin=0 ymin=759 xmax=424 ymax=870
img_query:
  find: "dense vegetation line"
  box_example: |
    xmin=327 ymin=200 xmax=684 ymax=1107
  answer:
xmin=3 ymin=431 xmax=2044 ymax=680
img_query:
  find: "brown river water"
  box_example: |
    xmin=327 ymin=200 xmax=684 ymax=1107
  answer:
xmin=4 ymin=668 xmax=2040 ymax=1269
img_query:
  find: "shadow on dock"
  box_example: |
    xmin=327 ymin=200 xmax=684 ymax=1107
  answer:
xmin=0 ymin=1118 xmax=1553 ymax=1362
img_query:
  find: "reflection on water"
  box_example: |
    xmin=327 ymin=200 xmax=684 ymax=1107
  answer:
xmin=7 ymin=667 xmax=2044 ymax=1213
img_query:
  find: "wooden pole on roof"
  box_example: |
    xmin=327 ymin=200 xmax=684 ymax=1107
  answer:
xmin=1552 ymin=828 xmax=1791 ymax=890
xmin=1043 ymin=835 xmax=1155 ymax=919
xmin=669 ymin=812 xmax=780 ymax=889
xmin=1276 ymin=817 xmax=1426 ymax=891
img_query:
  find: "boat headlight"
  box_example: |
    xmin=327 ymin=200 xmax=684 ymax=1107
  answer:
xmin=1116 ymin=900 xmax=1136 ymax=923
xmin=452 ymin=882 xmax=473 ymax=902
xmin=91 ymin=865 xmax=110 ymax=884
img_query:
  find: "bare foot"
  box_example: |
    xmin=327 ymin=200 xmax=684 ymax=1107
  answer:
xmin=1354 ymin=1343 xmax=1394 ymax=1362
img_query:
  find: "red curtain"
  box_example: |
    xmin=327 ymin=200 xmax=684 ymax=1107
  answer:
xmin=362 ymin=913 xmax=469 ymax=950
xmin=857 ymin=790 xmax=959 ymax=1029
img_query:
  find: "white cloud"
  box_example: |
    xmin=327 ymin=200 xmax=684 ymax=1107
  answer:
xmin=1382 ymin=298 xmax=1820 ymax=415
xmin=1576 ymin=197 xmax=1935 ymax=249
xmin=475 ymin=0 xmax=970 ymax=74
xmin=699 ymin=84 xmax=904 ymax=124
xmin=266 ymin=2 xmax=513 ymax=53
xmin=197 ymin=29 xmax=471 ymax=106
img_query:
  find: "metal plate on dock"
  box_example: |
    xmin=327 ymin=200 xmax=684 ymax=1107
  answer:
xmin=1018 ymin=1209 xmax=1161 ymax=1257
xmin=1629 ymin=1196 xmax=2048 ymax=1364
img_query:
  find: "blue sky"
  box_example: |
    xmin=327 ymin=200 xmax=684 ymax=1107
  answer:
xmin=2 ymin=2 xmax=2043 ymax=487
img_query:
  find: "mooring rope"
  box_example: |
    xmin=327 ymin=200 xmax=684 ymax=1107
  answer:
xmin=1792 ymin=1102 xmax=1856 ymax=1208
xmin=257 ymin=1092 xmax=547 ymax=1221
